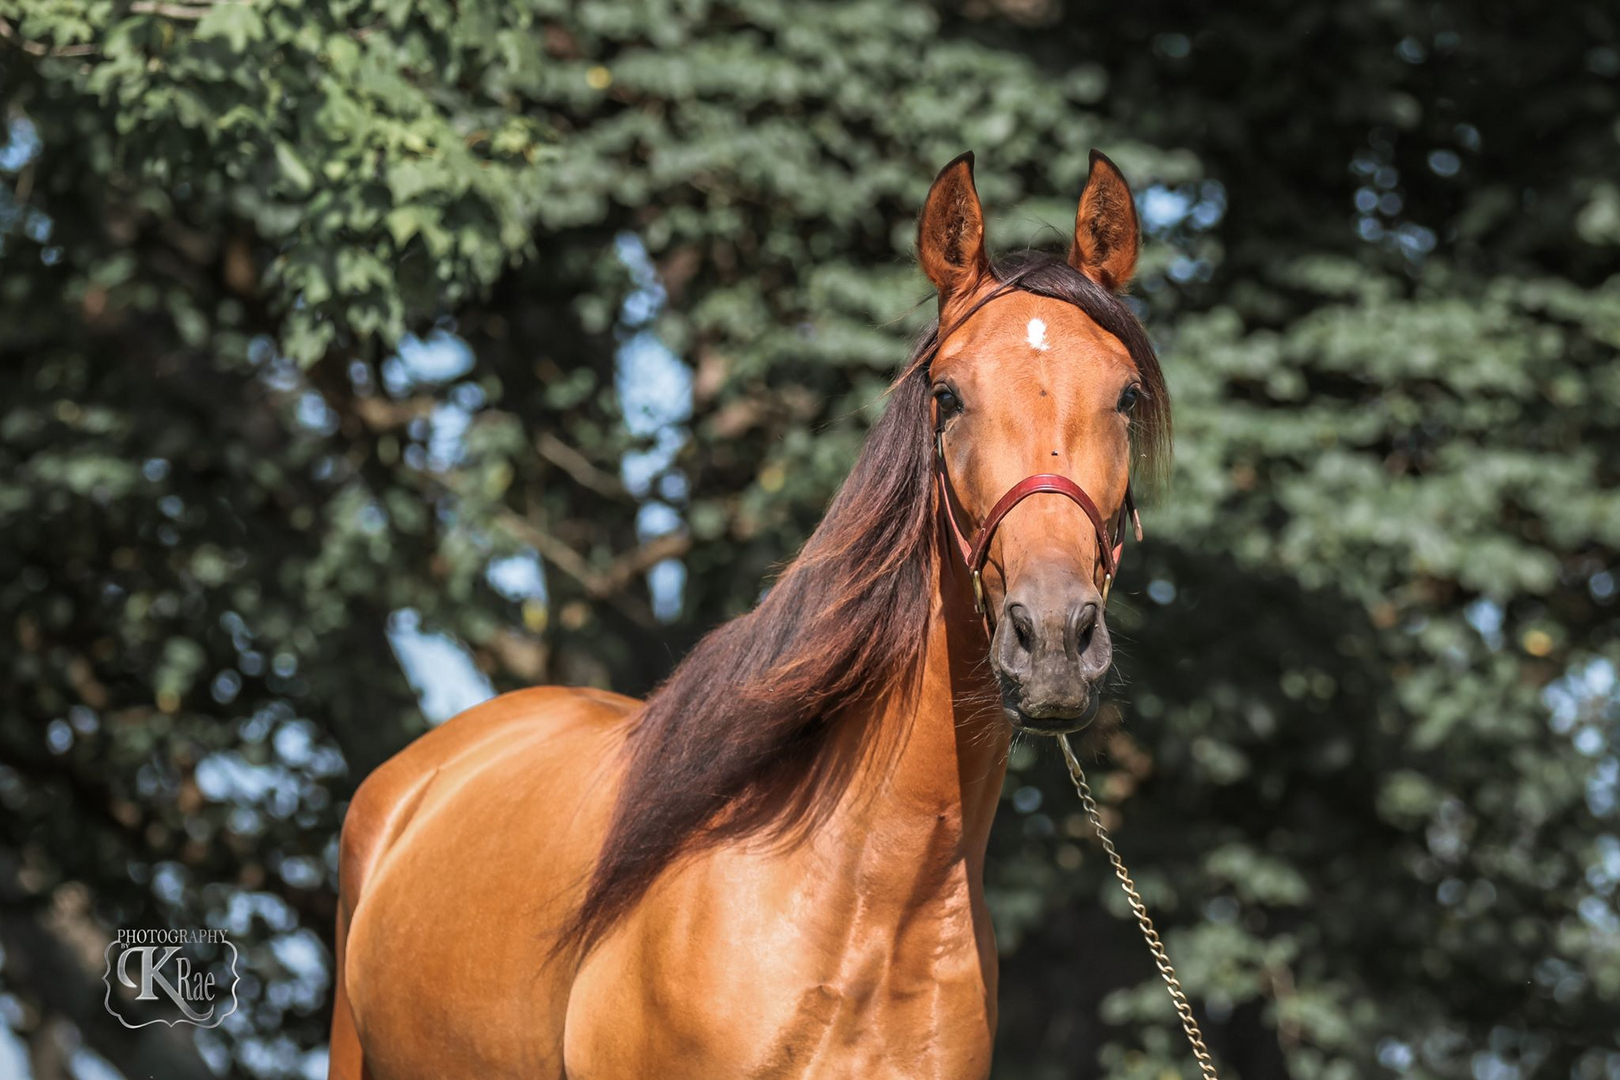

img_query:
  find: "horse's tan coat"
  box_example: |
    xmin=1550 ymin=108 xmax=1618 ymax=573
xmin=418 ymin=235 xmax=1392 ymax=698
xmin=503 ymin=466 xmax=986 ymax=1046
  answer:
xmin=328 ymin=151 xmax=1146 ymax=1079
xmin=335 ymin=556 xmax=1008 ymax=1079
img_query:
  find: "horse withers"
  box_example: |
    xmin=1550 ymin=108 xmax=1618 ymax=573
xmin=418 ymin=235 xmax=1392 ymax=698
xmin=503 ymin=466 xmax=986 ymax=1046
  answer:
xmin=329 ymin=149 xmax=1168 ymax=1079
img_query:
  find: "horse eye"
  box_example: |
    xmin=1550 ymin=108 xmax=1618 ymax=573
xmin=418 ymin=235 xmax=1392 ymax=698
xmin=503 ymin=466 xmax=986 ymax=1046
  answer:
xmin=1117 ymin=385 xmax=1141 ymax=413
xmin=934 ymin=387 xmax=962 ymax=417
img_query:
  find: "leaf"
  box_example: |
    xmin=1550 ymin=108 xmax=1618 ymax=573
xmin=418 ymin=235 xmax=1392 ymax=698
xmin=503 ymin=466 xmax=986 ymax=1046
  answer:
xmin=195 ymin=2 xmax=266 ymax=51
xmin=274 ymin=141 xmax=314 ymax=194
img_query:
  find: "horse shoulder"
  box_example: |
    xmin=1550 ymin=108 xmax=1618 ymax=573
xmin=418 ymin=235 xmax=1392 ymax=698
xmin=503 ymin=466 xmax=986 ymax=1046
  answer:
xmin=339 ymin=687 xmax=634 ymax=910
xmin=338 ymin=686 xmax=637 ymax=1079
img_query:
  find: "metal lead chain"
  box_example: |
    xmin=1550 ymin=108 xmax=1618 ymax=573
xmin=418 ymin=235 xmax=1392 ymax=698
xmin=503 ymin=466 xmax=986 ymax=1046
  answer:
xmin=1058 ymin=735 xmax=1221 ymax=1080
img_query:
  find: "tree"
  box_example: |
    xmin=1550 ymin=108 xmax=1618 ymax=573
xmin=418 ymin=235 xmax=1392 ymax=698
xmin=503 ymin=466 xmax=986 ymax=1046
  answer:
xmin=1 ymin=0 xmax=1615 ymax=1076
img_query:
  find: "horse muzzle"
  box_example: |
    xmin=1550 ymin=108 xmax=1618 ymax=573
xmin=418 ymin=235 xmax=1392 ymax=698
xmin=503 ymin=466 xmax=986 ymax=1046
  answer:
xmin=992 ymin=582 xmax=1112 ymax=735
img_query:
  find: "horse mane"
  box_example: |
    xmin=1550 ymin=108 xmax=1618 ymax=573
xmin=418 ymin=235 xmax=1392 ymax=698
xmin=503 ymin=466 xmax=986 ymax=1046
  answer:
xmin=561 ymin=253 xmax=1170 ymax=954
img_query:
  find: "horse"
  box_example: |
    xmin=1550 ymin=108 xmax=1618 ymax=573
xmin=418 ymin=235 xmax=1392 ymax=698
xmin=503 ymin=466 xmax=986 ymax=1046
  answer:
xmin=328 ymin=149 xmax=1170 ymax=1079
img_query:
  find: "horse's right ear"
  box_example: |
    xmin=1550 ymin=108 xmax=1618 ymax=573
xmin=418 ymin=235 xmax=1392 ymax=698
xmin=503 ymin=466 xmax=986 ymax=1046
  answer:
xmin=917 ymin=151 xmax=990 ymax=305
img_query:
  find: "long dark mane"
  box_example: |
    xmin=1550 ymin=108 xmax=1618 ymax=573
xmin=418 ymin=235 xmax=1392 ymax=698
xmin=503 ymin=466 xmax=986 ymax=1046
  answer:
xmin=562 ymin=253 xmax=1170 ymax=953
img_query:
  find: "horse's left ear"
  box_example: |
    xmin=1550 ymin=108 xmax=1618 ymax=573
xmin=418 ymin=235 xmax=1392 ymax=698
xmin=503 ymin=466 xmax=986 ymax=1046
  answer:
xmin=1069 ymin=150 xmax=1140 ymax=293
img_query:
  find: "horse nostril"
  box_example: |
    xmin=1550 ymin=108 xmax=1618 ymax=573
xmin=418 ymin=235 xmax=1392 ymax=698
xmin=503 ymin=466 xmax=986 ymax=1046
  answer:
xmin=1008 ymin=603 xmax=1035 ymax=656
xmin=1070 ymin=601 xmax=1100 ymax=655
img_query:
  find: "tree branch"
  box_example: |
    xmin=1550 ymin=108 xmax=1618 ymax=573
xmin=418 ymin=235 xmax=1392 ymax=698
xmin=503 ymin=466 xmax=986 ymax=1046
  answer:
xmin=127 ymin=0 xmax=242 ymax=19
xmin=492 ymin=507 xmax=690 ymax=627
xmin=0 ymin=18 xmax=98 ymax=56
xmin=535 ymin=431 xmax=628 ymax=500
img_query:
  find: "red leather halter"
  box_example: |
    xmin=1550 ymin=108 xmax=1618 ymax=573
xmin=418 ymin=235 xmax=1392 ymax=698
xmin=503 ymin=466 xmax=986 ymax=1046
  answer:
xmin=936 ymin=442 xmax=1140 ymax=618
xmin=927 ymin=272 xmax=1146 ymax=623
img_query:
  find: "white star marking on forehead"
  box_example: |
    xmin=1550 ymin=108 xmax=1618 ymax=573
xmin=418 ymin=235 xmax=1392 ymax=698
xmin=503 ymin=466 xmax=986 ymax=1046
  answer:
xmin=1025 ymin=317 xmax=1050 ymax=352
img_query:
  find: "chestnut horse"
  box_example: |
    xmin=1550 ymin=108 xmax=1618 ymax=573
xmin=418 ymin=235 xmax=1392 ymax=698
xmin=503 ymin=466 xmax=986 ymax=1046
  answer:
xmin=329 ymin=150 xmax=1169 ymax=1079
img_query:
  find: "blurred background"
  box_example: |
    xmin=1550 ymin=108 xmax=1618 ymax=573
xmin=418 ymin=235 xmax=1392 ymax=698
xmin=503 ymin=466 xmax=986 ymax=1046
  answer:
xmin=1 ymin=1 xmax=1617 ymax=1077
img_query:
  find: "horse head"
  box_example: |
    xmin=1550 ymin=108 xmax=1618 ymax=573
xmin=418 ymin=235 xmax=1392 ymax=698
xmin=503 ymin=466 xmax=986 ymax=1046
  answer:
xmin=918 ymin=150 xmax=1162 ymax=735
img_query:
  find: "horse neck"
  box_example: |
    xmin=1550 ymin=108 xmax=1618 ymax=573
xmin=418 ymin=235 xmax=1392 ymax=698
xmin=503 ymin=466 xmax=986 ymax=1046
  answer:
xmin=822 ymin=522 xmax=1011 ymax=880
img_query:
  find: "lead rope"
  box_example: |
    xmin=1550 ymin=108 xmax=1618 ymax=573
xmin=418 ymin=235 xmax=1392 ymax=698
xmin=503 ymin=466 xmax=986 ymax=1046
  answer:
xmin=1058 ymin=734 xmax=1221 ymax=1080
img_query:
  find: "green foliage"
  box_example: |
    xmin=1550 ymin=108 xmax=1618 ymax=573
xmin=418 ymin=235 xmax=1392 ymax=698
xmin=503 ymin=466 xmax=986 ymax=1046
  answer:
xmin=7 ymin=0 xmax=552 ymax=362
xmin=2 ymin=1 xmax=1618 ymax=1078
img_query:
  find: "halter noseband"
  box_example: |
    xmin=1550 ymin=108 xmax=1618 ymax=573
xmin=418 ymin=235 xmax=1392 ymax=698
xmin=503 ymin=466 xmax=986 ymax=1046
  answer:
xmin=935 ymin=438 xmax=1140 ymax=617
xmin=929 ymin=277 xmax=1144 ymax=623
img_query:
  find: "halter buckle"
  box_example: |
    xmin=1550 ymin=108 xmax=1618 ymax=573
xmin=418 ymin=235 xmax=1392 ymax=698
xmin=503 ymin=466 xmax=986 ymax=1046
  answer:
xmin=1102 ymin=573 xmax=1113 ymax=603
xmin=971 ymin=569 xmax=985 ymax=615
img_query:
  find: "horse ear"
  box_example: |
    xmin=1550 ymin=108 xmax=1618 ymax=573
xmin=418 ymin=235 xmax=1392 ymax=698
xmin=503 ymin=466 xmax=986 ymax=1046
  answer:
xmin=1069 ymin=149 xmax=1140 ymax=292
xmin=917 ymin=151 xmax=990 ymax=304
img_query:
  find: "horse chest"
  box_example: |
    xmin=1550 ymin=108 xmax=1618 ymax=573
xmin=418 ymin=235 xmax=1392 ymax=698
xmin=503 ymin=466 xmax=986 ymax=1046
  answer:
xmin=563 ymin=850 xmax=998 ymax=1079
